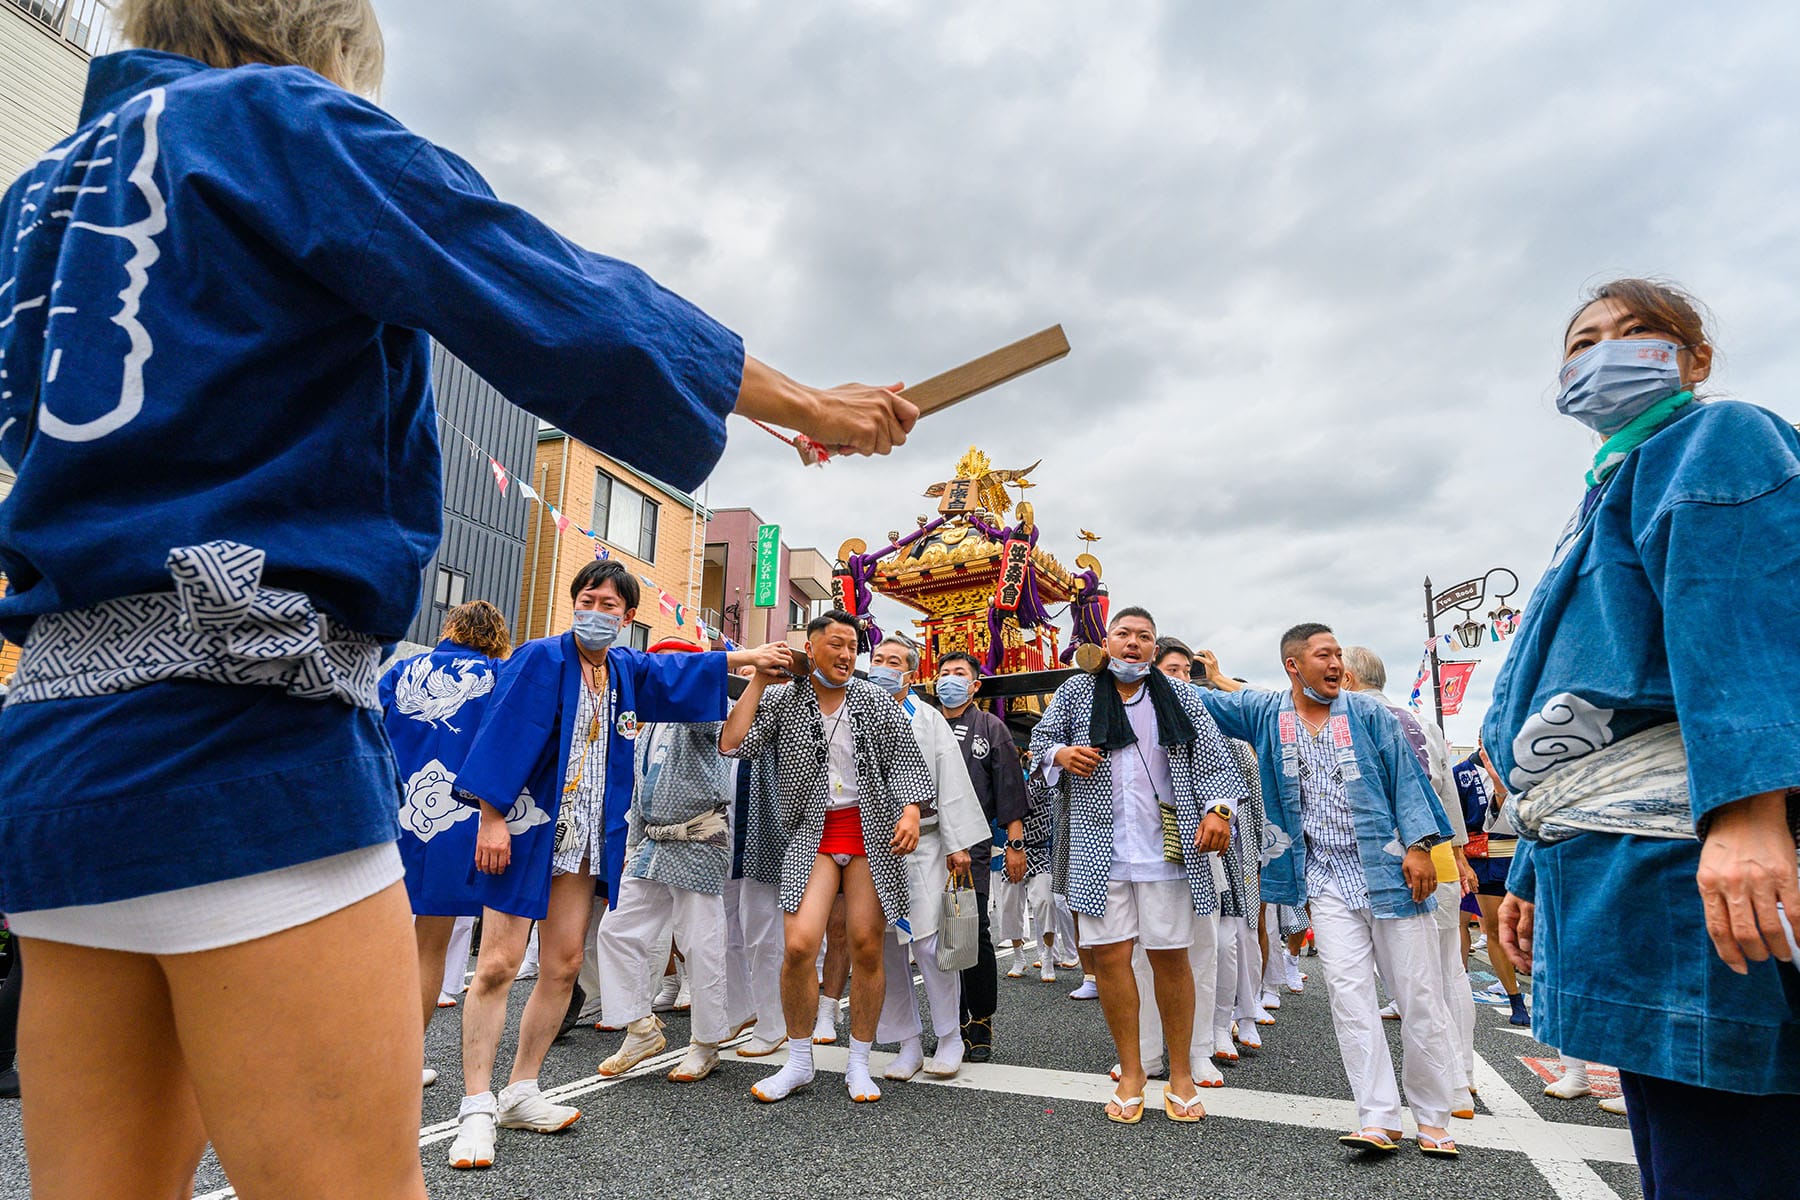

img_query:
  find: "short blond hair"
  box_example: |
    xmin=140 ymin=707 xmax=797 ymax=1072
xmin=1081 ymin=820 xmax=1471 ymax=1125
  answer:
xmin=118 ymin=0 xmax=385 ymax=96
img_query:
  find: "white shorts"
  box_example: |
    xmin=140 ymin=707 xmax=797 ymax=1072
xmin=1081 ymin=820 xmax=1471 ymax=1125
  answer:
xmin=6 ymin=842 xmax=403 ymax=954
xmin=1080 ymin=878 xmax=1196 ymax=951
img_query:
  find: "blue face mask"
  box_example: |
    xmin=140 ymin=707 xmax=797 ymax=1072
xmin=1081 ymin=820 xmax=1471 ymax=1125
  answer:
xmin=867 ymin=665 xmax=907 ymax=695
xmin=935 ymin=676 xmax=973 ymax=708
xmin=571 ymin=610 xmax=621 ymax=652
xmin=1302 ymin=686 xmax=1334 ymax=705
xmin=1108 ymin=657 xmax=1152 ymax=683
xmin=1556 ymin=338 xmax=1683 ymax=435
xmin=812 ymin=669 xmax=848 ymax=691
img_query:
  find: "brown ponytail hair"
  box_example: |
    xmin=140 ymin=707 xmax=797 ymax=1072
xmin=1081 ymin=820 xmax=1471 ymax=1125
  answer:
xmin=1565 ymin=278 xmax=1713 ymax=353
xmin=442 ymin=600 xmax=512 ymax=660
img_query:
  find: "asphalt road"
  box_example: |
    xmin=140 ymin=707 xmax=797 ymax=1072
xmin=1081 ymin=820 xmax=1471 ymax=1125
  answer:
xmin=0 ymin=943 xmax=1641 ymax=1199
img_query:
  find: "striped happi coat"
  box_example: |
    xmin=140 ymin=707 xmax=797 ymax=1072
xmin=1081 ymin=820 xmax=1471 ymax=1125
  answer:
xmin=725 ymin=678 xmax=934 ymax=924
xmin=1029 ymin=672 xmax=1248 ymax=920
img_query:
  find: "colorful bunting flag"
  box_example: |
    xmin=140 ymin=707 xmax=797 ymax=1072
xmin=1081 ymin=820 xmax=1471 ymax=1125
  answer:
xmin=488 ymin=457 xmax=510 ymax=494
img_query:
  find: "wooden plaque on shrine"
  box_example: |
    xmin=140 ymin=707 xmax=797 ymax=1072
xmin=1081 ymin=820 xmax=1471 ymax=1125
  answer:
xmin=996 ymin=537 xmax=1031 ymax=611
xmin=936 ymin=477 xmax=978 ymax=514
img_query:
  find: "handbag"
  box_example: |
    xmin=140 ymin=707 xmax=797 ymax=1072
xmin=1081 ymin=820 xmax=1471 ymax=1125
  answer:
xmin=935 ymin=867 xmax=980 ymax=972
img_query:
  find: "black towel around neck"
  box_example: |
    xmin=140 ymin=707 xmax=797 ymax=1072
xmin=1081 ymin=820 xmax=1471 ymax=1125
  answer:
xmin=1088 ymin=666 xmax=1196 ymax=752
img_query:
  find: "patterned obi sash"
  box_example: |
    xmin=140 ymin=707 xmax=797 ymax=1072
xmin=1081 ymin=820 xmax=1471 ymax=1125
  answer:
xmin=8 ymin=540 xmax=381 ymax=709
xmin=1514 ymin=722 xmax=1694 ymax=843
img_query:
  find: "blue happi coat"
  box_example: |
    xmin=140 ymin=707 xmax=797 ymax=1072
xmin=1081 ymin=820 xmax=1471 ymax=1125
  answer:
xmin=379 ymin=640 xmax=501 ymax=917
xmin=1483 ymin=400 xmax=1800 ymax=1094
xmin=452 ymin=634 xmax=728 ymax=920
xmin=0 ymin=51 xmax=742 ymax=912
xmin=1197 ymin=687 xmax=1451 ymax=919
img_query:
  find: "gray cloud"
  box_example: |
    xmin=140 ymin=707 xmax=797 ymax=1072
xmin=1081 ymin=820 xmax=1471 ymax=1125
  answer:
xmin=378 ymin=0 xmax=1800 ymax=743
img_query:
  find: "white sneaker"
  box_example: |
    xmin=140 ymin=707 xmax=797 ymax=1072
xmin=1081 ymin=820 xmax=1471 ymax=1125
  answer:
xmin=598 ymin=1016 xmax=667 ymax=1076
xmin=923 ymin=1033 xmax=964 ymax=1078
xmin=495 ymin=1082 xmax=580 ymax=1133
xmin=1379 ymin=1000 xmax=1401 ymax=1021
xmin=736 ymin=1034 xmax=785 ymax=1058
xmin=811 ymin=996 xmax=840 ymax=1044
xmin=666 ymin=1042 xmax=719 ymax=1082
xmin=436 ymin=991 xmax=459 ymax=1009
xmin=446 ymin=1112 xmax=495 ymax=1170
xmin=1069 ymin=976 xmax=1099 ymax=1000
xmin=651 ymin=973 xmax=682 ymax=1012
xmin=422 ymin=1067 xmax=438 ymax=1087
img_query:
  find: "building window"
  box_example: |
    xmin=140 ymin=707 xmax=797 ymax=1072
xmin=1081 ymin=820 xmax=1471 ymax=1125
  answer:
xmin=629 ymin=621 xmax=651 ymax=651
xmin=593 ymin=470 xmax=659 ymax=562
xmin=788 ymin=598 xmax=807 ymax=630
xmin=433 ymin=566 xmax=467 ymax=609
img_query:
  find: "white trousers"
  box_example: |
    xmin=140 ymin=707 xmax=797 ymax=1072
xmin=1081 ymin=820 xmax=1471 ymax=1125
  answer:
xmin=595 ymin=876 xmax=731 ymax=1044
xmin=991 ymin=875 xmax=1031 ymax=942
xmin=721 ymin=878 xmax=756 ymax=1034
xmin=876 ymin=930 xmax=964 ymax=1042
xmin=440 ymin=915 xmax=475 ymax=997
xmin=1132 ymin=907 xmax=1219 ymax=1070
xmin=1430 ymin=880 xmax=1477 ymax=1089
xmin=1212 ymin=913 xmax=1262 ymax=1036
xmin=1260 ymin=903 xmax=1287 ymax=995
xmin=1050 ymin=892 xmax=1079 ymax=955
xmin=1310 ymin=877 xmax=1455 ymax=1130
xmin=735 ymin=879 xmax=787 ymax=1043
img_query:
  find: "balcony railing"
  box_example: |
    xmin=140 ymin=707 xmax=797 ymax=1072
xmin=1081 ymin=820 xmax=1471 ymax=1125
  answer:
xmin=7 ymin=0 xmax=120 ymax=56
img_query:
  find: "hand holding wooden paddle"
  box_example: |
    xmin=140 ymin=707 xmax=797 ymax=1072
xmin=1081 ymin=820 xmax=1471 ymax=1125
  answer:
xmin=736 ymin=326 xmax=1070 ymax=464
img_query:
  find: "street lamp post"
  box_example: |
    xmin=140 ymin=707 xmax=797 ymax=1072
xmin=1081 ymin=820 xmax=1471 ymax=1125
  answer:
xmin=1421 ymin=567 xmax=1518 ymax=733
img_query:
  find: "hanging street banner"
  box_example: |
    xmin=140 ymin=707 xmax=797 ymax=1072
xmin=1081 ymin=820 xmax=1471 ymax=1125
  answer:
xmin=1438 ymin=660 xmax=1479 ymax=716
xmin=754 ymin=524 xmax=781 ymax=608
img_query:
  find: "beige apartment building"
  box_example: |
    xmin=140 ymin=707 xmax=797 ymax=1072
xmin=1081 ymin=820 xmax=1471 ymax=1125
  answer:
xmin=516 ymin=428 xmax=713 ymax=650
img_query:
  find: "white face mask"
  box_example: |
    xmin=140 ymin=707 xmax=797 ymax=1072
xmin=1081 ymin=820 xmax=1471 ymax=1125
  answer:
xmin=572 ymin=610 xmax=621 ymax=651
xmin=1108 ymin=657 xmax=1151 ymax=682
xmin=1555 ymin=338 xmax=1684 ymax=435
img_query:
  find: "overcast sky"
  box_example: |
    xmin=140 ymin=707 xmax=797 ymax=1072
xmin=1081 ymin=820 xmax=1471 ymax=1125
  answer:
xmin=378 ymin=1 xmax=1800 ymax=745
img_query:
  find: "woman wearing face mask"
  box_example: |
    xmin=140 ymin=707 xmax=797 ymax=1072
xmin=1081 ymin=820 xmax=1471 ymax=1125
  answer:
xmin=1486 ymin=279 xmax=1800 ymax=1198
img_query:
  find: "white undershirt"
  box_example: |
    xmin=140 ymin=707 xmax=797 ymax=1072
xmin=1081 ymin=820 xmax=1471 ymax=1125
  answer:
xmin=823 ymin=699 xmax=859 ymax=811
xmin=1109 ymin=687 xmax=1183 ymax=883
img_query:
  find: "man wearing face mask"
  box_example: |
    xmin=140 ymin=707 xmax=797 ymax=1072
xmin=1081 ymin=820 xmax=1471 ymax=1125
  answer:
xmin=719 ymin=611 xmax=935 ymax=1105
xmin=1029 ymin=607 xmax=1245 ymax=1126
xmin=1197 ymin=626 xmax=1457 ymax=1157
xmin=933 ymin=651 xmax=1035 ymax=1059
xmin=443 ymin=560 xmax=789 ymax=1168
xmin=862 ymin=638 xmax=991 ymax=1081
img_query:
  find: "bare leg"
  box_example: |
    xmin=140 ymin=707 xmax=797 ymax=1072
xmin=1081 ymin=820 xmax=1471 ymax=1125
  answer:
xmin=415 ymin=915 xmax=455 ymax=1031
xmin=1147 ymin=946 xmax=1197 ymax=1102
xmin=1075 ymin=916 xmax=1096 ymax=976
xmin=507 ymin=871 xmax=597 ymax=1086
xmin=17 ymin=939 xmax=209 ymax=1200
xmin=820 ymin=893 xmax=850 ymax=1001
xmin=162 ymin=883 xmax=427 ymax=1199
xmin=840 ymin=858 xmax=887 ymax=1043
xmin=460 ymin=909 xmax=531 ymax=1098
xmin=781 ymin=856 xmax=843 ymax=1036
xmin=1477 ymin=894 xmax=1521 ymax=994
xmin=1090 ymin=939 xmax=1143 ymax=1116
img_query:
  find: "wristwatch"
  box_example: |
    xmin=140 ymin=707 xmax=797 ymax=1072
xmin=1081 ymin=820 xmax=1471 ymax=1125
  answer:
xmin=1409 ymin=834 xmax=1441 ymax=851
xmin=1005 ymin=837 xmax=1027 ymax=851
xmin=1205 ymin=804 xmax=1233 ymax=821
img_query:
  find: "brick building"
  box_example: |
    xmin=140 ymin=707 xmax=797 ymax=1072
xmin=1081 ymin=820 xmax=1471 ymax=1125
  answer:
xmin=516 ymin=429 xmax=711 ymax=650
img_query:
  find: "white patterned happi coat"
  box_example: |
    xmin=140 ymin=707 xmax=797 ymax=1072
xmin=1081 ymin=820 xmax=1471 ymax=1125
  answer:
xmin=726 ymin=678 xmax=935 ymax=924
xmin=1030 ymin=672 xmax=1248 ymax=919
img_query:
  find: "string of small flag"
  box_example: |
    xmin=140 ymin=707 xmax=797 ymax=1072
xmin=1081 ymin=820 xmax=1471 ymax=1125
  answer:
xmin=436 ymin=412 xmax=737 ymax=647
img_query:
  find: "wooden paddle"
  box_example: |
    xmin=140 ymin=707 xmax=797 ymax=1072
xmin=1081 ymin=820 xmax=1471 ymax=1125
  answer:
xmin=901 ymin=325 xmax=1070 ymax=417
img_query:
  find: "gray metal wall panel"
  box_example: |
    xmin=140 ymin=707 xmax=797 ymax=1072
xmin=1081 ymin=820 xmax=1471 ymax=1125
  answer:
xmin=405 ymin=344 xmax=536 ymax=647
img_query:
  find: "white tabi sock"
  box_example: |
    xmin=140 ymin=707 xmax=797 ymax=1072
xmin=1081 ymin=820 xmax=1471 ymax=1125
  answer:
xmin=459 ymin=1091 xmax=497 ymax=1119
xmin=845 ymin=1037 xmax=881 ymax=1101
xmin=751 ymin=1039 xmax=816 ymax=1103
xmin=924 ymin=1028 xmax=964 ymax=1077
xmin=885 ymin=1036 xmax=924 ymax=1080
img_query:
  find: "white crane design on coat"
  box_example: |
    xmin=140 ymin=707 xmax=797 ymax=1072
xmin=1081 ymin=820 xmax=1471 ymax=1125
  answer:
xmin=391 ymin=656 xmax=496 ymax=733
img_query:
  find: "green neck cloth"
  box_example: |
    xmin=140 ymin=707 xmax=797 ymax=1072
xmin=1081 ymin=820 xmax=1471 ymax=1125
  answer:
xmin=1586 ymin=390 xmax=1695 ymax=489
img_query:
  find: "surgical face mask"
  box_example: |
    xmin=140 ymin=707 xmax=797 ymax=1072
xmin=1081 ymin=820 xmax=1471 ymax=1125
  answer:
xmin=812 ymin=668 xmax=848 ymax=691
xmin=1108 ymin=657 xmax=1152 ymax=683
xmin=1302 ymin=685 xmax=1334 ymax=705
xmin=1555 ymin=338 xmax=1684 ymax=435
xmin=867 ymin=665 xmax=907 ymax=695
xmin=935 ymin=676 xmax=973 ymax=708
xmin=571 ymin=610 xmax=621 ymax=652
